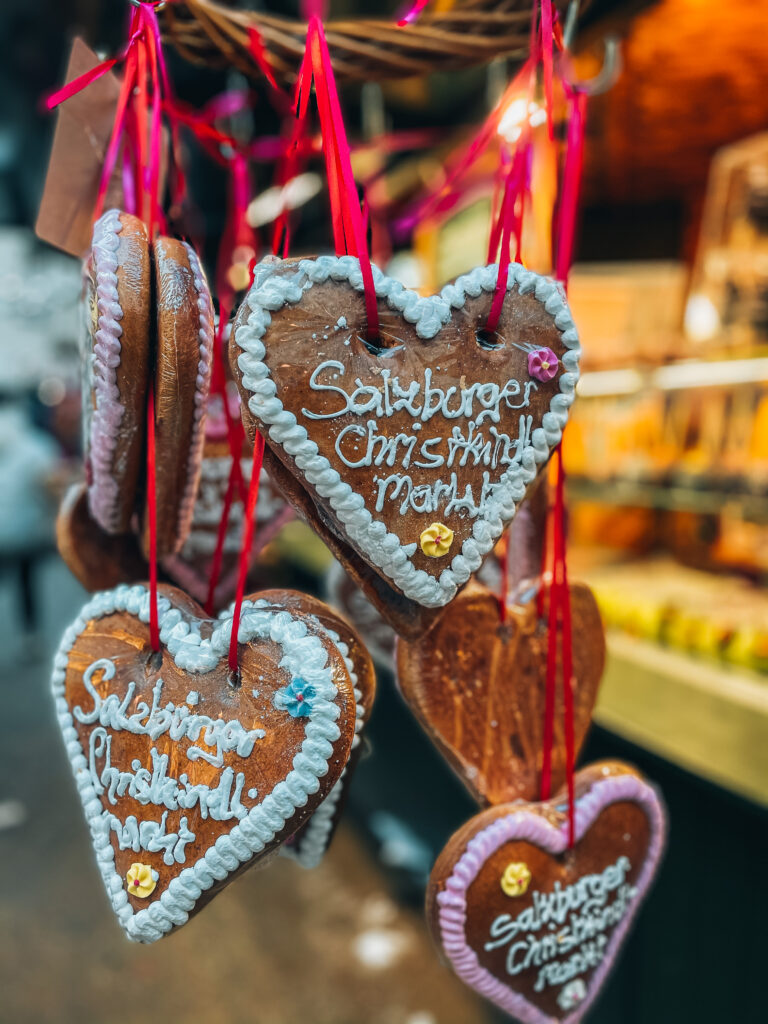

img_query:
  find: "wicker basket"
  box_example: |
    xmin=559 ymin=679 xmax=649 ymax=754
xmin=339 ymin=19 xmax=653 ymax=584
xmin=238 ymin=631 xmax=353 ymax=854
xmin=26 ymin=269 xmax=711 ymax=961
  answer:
xmin=162 ymin=0 xmax=581 ymax=85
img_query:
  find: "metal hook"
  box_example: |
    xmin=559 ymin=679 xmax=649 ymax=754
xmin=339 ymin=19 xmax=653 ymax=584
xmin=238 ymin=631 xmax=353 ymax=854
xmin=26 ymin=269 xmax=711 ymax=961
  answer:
xmin=560 ymin=35 xmax=622 ymax=97
xmin=560 ymin=0 xmax=622 ymax=97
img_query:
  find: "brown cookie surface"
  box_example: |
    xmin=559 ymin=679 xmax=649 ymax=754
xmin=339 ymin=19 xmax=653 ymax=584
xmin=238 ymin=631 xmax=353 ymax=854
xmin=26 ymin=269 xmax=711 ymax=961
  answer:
xmin=57 ymin=481 xmax=147 ymax=590
xmin=52 ymin=583 xmax=357 ymax=941
xmin=82 ymin=209 xmax=151 ymax=533
xmin=396 ymin=580 xmax=605 ymax=805
xmin=142 ymin=237 xmax=214 ymax=559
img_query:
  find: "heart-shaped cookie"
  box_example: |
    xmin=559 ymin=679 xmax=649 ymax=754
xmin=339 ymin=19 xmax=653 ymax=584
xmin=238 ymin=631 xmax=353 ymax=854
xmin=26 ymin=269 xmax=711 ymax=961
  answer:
xmin=82 ymin=209 xmax=151 ymax=534
xmin=230 ymin=256 xmax=579 ymax=634
xmin=396 ymin=581 xmax=605 ymax=806
xmin=427 ymin=762 xmax=666 ymax=1024
xmin=258 ymin=591 xmax=376 ymax=869
xmin=52 ymin=583 xmax=357 ymax=942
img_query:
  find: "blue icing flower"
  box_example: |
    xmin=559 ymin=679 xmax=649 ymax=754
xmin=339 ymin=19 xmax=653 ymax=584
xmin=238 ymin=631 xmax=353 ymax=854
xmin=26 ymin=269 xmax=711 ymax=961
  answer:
xmin=275 ymin=677 xmax=316 ymax=718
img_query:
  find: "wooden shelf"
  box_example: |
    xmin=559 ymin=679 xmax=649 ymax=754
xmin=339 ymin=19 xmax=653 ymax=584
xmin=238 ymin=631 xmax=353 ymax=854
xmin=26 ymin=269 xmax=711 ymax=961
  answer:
xmin=568 ymin=477 xmax=768 ymax=522
xmin=595 ymin=631 xmax=768 ymax=806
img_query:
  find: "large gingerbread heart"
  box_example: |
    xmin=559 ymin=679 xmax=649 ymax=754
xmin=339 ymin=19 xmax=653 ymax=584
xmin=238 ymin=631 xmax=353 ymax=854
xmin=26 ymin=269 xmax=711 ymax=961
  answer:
xmin=230 ymin=257 xmax=579 ymax=620
xmin=52 ymin=583 xmax=357 ymax=942
xmin=396 ymin=581 xmax=605 ymax=806
xmin=427 ymin=762 xmax=666 ymax=1024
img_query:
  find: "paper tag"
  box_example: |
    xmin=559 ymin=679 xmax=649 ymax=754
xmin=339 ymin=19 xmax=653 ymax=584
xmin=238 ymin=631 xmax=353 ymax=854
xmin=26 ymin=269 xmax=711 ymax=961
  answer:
xmin=36 ymin=37 xmax=124 ymax=258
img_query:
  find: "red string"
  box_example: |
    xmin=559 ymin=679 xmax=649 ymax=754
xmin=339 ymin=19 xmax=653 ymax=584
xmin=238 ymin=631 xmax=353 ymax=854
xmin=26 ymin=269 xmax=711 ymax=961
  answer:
xmin=555 ymin=89 xmax=587 ymax=286
xmin=228 ymin=434 xmax=266 ymax=674
xmin=540 ymin=0 xmax=555 ymax=140
xmin=146 ymin=381 xmax=160 ymax=652
xmin=204 ymin=432 xmax=243 ymax=616
xmin=304 ymin=17 xmax=380 ymax=341
xmin=396 ymin=0 xmax=430 ymax=26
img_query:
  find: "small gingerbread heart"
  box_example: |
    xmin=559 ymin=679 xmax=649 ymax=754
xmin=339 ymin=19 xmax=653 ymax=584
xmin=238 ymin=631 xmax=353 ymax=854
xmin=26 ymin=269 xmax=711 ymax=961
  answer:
xmin=427 ymin=762 xmax=666 ymax=1024
xmin=258 ymin=591 xmax=376 ymax=869
xmin=52 ymin=583 xmax=357 ymax=941
xmin=57 ymin=480 xmax=147 ymax=591
xmin=230 ymin=256 xmax=580 ymax=634
xmin=396 ymin=581 xmax=605 ymax=806
xmin=81 ymin=209 xmax=151 ymax=534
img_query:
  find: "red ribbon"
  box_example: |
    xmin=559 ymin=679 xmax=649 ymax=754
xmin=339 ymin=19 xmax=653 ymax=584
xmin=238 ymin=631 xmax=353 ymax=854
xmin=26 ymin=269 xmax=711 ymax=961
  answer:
xmin=540 ymin=447 xmax=573 ymax=856
xmin=146 ymin=381 xmax=160 ymax=652
xmin=296 ymin=17 xmax=380 ymax=340
xmin=228 ymin=434 xmax=266 ymax=674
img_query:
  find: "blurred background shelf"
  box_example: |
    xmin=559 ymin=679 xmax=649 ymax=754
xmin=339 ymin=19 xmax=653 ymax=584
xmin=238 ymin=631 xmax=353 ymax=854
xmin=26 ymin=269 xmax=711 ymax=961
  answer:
xmin=596 ymin=631 xmax=768 ymax=807
xmin=568 ymin=477 xmax=768 ymax=521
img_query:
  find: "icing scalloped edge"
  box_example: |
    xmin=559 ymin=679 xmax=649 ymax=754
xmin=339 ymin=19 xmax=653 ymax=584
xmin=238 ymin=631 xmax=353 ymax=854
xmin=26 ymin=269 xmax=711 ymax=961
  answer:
xmin=172 ymin=243 xmax=215 ymax=553
xmin=435 ymin=771 xmax=667 ymax=1024
xmin=233 ymin=256 xmax=581 ymax=608
xmin=51 ymin=584 xmax=344 ymax=943
xmin=85 ymin=209 xmax=127 ymax=532
xmin=279 ymin=616 xmax=366 ymax=869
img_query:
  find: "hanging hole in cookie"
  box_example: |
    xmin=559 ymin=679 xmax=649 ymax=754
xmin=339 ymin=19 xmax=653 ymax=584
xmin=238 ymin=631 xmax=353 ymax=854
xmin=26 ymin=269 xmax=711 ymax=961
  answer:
xmin=358 ymin=332 xmax=384 ymax=356
xmin=476 ymin=327 xmax=504 ymax=350
xmin=227 ymin=669 xmax=241 ymax=690
xmin=145 ymin=648 xmax=163 ymax=673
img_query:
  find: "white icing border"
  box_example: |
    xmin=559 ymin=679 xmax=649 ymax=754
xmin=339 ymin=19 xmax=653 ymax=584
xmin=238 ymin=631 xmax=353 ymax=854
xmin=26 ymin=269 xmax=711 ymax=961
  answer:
xmin=52 ymin=585 xmax=344 ymax=943
xmin=280 ymin=615 xmax=366 ymax=869
xmin=233 ymin=257 xmax=580 ymax=608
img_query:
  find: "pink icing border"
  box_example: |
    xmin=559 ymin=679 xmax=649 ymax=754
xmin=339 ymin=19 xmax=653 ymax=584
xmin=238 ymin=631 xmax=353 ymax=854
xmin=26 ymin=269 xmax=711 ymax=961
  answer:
xmin=435 ymin=770 xmax=667 ymax=1024
xmin=171 ymin=242 xmax=215 ymax=552
xmin=86 ymin=209 xmax=128 ymax=532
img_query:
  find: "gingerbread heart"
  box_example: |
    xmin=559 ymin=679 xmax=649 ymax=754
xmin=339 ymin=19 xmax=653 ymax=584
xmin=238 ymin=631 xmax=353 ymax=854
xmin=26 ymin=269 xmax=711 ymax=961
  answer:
xmin=52 ymin=583 xmax=357 ymax=941
xmin=396 ymin=581 xmax=605 ymax=806
xmin=427 ymin=762 xmax=666 ymax=1024
xmin=82 ymin=209 xmax=151 ymax=534
xmin=230 ymin=256 xmax=580 ymax=631
xmin=258 ymin=591 xmax=376 ymax=869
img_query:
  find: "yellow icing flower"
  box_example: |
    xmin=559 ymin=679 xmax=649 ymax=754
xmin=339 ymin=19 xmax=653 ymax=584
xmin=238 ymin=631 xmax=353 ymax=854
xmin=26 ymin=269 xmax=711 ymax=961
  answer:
xmin=419 ymin=522 xmax=454 ymax=558
xmin=500 ymin=861 xmax=532 ymax=897
xmin=126 ymin=862 xmax=158 ymax=899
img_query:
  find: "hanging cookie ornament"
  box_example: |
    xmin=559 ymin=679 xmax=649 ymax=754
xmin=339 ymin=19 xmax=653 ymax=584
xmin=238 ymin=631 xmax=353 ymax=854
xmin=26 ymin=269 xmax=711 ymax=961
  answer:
xmin=52 ymin=583 xmax=358 ymax=941
xmin=229 ymin=17 xmax=581 ymax=640
xmin=81 ymin=209 xmax=151 ymax=534
xmin=426 ymin=762 xmax=667 ymax=1024
xmin=395 ymin=488 xmax=605 ymax=806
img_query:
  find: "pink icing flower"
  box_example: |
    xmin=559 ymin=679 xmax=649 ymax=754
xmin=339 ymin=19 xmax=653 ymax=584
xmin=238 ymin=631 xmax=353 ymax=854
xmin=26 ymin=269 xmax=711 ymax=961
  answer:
xmin=527 ymin=347 xmax=559 ymax=382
